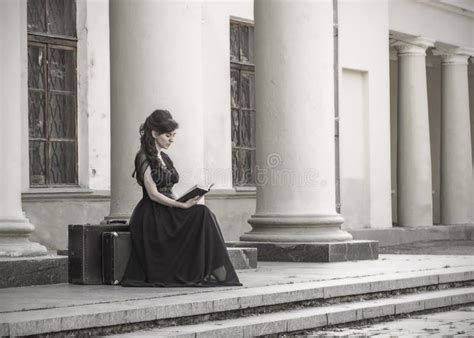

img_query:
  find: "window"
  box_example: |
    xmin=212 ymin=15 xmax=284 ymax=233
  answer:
xmin=230 ymin=20 xmax=256 ymax=187
xmin=27 ymin=0 xmax=78 ymax=186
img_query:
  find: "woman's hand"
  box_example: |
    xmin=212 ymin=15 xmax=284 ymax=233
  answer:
xmin=180 ymin=195 xmax=202 ymax=209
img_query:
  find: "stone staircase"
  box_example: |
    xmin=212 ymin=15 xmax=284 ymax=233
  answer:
xmin=1 ymin=257 xmax=473 ymax=336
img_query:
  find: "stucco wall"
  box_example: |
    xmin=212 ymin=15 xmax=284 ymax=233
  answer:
xmin=85 ymin=0 xmax=111 ymax=191
xmin=24 ymin=194 xmax=110 ymax=250
xmin=338 ymin=0 xmax=392 ymax=229
xmin=201 ymin=0 xmax=253 ymax=190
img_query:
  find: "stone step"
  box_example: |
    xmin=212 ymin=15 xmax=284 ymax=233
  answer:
xmin=0 ymin=254 xmax=67 ymax=288
xmin=0 ymin=247 xmax=256 ymax=289
xmin=120 ymin=287 xmax=474 ymax=337
xmin=1 ymin=266 xmax=473 ymax=336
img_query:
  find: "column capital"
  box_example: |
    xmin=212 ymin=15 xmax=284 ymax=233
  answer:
xmin=391 ymin=37 xmax=435 ymax=56
xmin=433 ymin=47 xmax=474 ymax=65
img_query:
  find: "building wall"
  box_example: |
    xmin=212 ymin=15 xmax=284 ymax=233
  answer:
xmin=426 ymin=57 xmax=442 ymax=225
xmin=338 ymin=0 xmax=393 ymax=229
xmin=18 ymin=0 xmax=474 ymax=250
xmin=470 ymin=64 xmax=474 ymax=222
xmin=388 ymin=0 xmax=474 ymax=47
xmin=200 ymin=0 xmax=255 ymax=240
xmin=388 ymin=0 xmax=473 ymax=225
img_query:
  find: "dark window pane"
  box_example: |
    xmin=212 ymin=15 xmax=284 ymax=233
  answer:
xmin=231 ymin=69 xmax=239 ymax=108
xmin=29 ymin=141 xmax=46 ymax=185
xmin=241 ymin=110 xmax=255 ymax=148
xmin=47 ymin=0 xmax=76 ymax=37
xmin=29 ymin=91 xmax=45 ymax=138
xmin=28 ymin=46 xmax=46 ymax=90
xmin=27 ymin=0 xmax=46 ymax=33
xmin=240 ymin=25 xmax=254 ymax=63
xmin=48 ymin=94 xmax=75 ymax=138
xmin=232 ymin=148 xmax=240 ymax=186
xmin=231 ymin=109 xmax=240 ymax=147
xmin=241 ymin=149 xmax=256 ymax=186
xmin=230 ymin=23 xmax=240 ymax=62
xmin=48 ymin=47 xmax=75 ymax=91
xmin=240 ymin=72 xmax=255 ymax=109
xmin=50 ymin=141 xmax=76 ymax=184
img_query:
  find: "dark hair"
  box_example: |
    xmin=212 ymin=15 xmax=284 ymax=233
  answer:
xmin=139 ymin=109 xmax=179 ymax=167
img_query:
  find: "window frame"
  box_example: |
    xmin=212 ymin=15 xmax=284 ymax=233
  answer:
xmin=230 ymin=19 xmax=256 ymax=187
xmin=27 ymin=1 xmax=79 ymax=187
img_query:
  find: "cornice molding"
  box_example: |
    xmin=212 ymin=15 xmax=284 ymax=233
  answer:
xmin=417 ymin=0 xmax=474 ymax=19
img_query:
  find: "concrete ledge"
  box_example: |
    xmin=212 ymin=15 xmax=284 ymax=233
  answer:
xmin=349 ymin=224 xmax=474 ymax=247
xmin=227 ymin=240 xmax=378 ymax=262
xmin=0 ymin=254 xmax=67 ymax=288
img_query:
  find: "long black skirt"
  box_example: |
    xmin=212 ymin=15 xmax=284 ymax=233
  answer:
xmin=120 ymin=197 xmax=242 ymax=287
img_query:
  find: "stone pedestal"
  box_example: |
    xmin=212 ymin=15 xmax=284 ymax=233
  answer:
xmin=0 ymin=0 xmax=47 ymax=257
xmin=228 ymin=241 xmax=378 ymax=263
xmin=0 ymin=255 xmax=67 ymax=288
xmin=393 ymin=37 xmax=434 ymax=227
xmin=438 ymin=50 xmax=473 ymax=224
xmin=242 ymin=0 xmax=352 ymax=245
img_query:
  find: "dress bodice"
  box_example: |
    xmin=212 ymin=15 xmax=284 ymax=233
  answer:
xmin=134 ymin=150 xmax=179 ymax=199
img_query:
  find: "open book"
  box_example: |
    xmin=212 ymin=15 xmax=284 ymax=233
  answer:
xmin=176 ymin=183 xmax=214 ymax=203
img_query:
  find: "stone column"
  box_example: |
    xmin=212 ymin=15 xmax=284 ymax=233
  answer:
xmin=438 ymin=49 xmax=473 ymax=224
xmin=241 ymin=0 xmax=352 ymax=242
xmin=106 ymin=0 xmax=204 ymax=221
xmin=393 ymin=38 xmax=434 ymax=227
xmin=0 ymin=0 xmax=47 ymax=256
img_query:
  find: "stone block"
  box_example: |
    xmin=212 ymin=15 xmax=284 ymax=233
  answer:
xmin=195 ymin=324 xmax=243 ymax=338
xmin=226 ymin=247 xmax=257 ymax=269
xmin=361 ymin=303 xmax=395 ymax=319
xmin=424 ymin=296 xmax=452 ymax=310
xmin=323 ymin=281 xmax=372 ymax=298
xmin=243 ymin=317 xmax=287 ymax=337
xmin=327 ymin=308 xmax=360 ymax=325
xmin=395 ymin=300 xmax=424 ymax=314
xmin=286 ymin=312 xmax=327 ymax=331
xmin=438 ymin=270 xmax=474 ymax=284
xmin=0 ymin=255 xmax=67 ymax=288
xmin=227 ymin=240 xmax=378 ymax=262
xmin=451 ymin=291 xmax=474 ymax=305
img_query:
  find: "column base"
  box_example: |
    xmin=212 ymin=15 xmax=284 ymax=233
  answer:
xmin=101 ymin=214 xmax=130 ymax=224
xmin=227 ymin=240 xmax=378 ymax=262
xmin=0 ymin=219 xmax=47 ymax=257
xmin=0 ymin=237 xmax=47 ymax=257
xmin=243 ymin=214 xmax=353 ymax=242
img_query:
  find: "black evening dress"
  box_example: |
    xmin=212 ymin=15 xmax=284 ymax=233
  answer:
xmin=121 ymin=150 xmax=242 ymax=287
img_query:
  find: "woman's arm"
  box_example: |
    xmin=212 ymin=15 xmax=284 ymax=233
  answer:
xmin=143 ymin=166 xmax=199 ymax=208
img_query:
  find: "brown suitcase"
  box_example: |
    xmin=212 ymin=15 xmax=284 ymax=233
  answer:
xmin=68 ymin=222 xmax=129 ymax=284
xmin=102 ymin=231 xmax=132 ymax=285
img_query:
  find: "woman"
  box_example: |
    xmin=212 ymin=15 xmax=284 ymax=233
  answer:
xmin=121 ymin=109 xmax=242 ymax=287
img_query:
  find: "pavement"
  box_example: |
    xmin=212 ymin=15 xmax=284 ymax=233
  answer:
xmin=1 ymin=253 xmax=473 ymax=314
xmin=301 ymin=240 xmax=474 ymax=337
xmin=1 ymin=240 xmax=473 ymax=336
xmin=306 ymin=305 xmax=474 ymax=337
xmin=380 ymin=240 xmax=474 ymax=256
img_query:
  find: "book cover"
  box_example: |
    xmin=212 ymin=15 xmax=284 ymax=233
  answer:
xmin=176 ymin=183 xmax=214 ymax=203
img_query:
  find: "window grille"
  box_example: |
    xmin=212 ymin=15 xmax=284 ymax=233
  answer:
xmin=230 ymin=20 xmax=256 ymax=187
xmin=27 ymin=0 xmax=78 ymax=186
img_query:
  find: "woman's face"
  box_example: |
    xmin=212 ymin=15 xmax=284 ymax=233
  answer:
xmin=152 ymin=130 xmax=176 ymax=150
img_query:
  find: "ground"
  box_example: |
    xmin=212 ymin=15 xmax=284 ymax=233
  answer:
xmin=303 ymin=240 xmax=474 ymax=337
